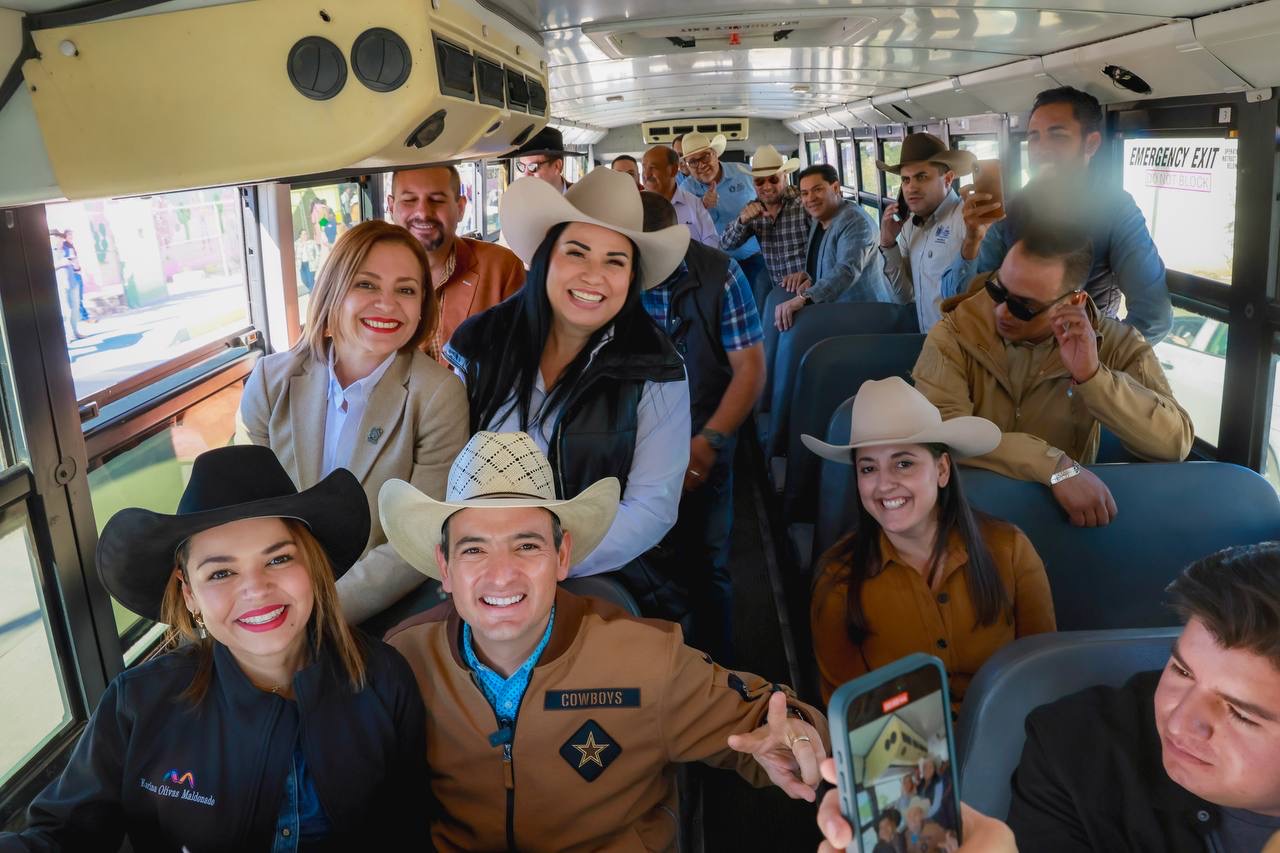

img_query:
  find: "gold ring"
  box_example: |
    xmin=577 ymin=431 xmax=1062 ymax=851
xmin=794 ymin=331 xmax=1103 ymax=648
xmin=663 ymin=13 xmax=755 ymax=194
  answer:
xmin=788 ymin=734 xmax=812 ymax=748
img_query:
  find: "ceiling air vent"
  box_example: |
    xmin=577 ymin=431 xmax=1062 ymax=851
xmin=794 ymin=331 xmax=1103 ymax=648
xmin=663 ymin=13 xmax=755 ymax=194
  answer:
xmin=527 ymin=80 xmax=548 ymax=115
xmin=583 ymin=10 xmax=882 ymax=59
xmin=475 ymin=57 xmax=506 ymax=107
xmin=506 ymin=68 xmax=530 ymax=111
xmin=433 ymin=36 xmax=474 ymax=101
xmin=642 ymin=117 xmax=750 ymax=144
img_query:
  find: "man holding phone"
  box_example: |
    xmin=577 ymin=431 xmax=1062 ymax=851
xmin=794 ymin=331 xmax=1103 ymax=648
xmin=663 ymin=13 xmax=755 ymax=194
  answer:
xmin=721 ymin=144 xmax=811 ymax=300
xmin=876 ymin=133 xmax=977 ymax=332
xmin=912 ymin=220 xmax=1191 ymax=527
xmin=948 ymin=86 xmax=1171 ymax=343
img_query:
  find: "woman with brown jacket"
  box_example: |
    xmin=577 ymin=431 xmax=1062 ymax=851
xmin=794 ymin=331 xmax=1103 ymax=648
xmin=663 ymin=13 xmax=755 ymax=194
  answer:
xmin=808 ymin=377 xmax=1057 ymax=705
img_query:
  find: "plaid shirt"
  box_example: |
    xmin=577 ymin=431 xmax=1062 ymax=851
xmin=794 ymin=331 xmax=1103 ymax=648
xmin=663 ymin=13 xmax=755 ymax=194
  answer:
xmin=642 ymin=257 xmax=764 ymax=353
xmin=719 ymin=194 xmax=810 ymax=287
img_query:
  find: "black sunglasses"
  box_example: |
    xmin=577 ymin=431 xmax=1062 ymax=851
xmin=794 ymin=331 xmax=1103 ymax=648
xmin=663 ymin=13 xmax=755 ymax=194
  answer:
xmin=984 ymin=272 xmax=1079 ymax=322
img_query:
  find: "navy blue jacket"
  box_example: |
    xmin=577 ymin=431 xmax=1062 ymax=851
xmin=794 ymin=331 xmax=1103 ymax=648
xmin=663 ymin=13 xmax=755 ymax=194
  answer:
xmin=0 ymin=638 xmax=432 ymax=852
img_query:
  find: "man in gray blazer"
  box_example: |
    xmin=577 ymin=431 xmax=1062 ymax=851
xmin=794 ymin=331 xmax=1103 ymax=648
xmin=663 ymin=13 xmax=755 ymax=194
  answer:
xmin=774 ymin=164 xmax=897 ymax=331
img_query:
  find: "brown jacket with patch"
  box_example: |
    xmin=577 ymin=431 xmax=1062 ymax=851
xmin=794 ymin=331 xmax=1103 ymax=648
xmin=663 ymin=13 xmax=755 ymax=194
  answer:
xmin=913 ymin=278 xmax=1192 ymax=484
xmin=385 ymin=589 xmax=827 ymax=852
xmin=429 ymin=236 xmax=525 ymax=364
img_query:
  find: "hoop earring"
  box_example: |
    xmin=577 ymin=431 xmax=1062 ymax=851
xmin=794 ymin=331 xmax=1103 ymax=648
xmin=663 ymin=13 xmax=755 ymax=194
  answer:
xmin=193 ymin=613 xmax=208 ymax=640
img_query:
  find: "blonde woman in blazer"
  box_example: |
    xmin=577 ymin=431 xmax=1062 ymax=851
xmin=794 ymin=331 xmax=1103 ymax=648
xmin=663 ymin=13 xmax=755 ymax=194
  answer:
xmin=237 ymin=221 xmax=469 ymax=625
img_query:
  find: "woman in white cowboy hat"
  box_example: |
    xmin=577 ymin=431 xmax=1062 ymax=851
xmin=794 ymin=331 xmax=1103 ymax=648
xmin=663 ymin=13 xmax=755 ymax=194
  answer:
xmin=2 ymin=445 xmax=431 ymax=852
xmin=445 ymin=167 xmax=694 ymax=612
xmin=807 ymin=377 xmax=1056 ymax=705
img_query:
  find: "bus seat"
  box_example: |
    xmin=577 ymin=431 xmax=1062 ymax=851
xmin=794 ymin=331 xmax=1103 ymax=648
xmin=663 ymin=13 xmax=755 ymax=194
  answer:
xmin=765 ymin=302 xmax=917 ymax=466
xmin=955 ymin=628 xmax=1180 ymax=820
xmin=1095 ymin=426 xmax=1143 ymax=463
xmin=812 ymin=395 xmax=858 ymax=571
xmin=964 ymin=463 xmax=1280 ymax=629
xmin=560 ymin=575 xmax=642 ymax=617
xmin=758 ymin=286 xmax=791 ymax=422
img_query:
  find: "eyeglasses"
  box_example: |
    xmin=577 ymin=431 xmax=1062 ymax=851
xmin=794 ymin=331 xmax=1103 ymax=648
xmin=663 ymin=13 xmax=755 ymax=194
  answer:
xmin=984 ymin=272 xmax=1080 ymax=322
xmin=515 ymin=159 xmax=553 ymax=175
xmin=753 ymin=175 xmax=781 ymax=187
xmin=682 ymin=150 xmax=715 ymax=169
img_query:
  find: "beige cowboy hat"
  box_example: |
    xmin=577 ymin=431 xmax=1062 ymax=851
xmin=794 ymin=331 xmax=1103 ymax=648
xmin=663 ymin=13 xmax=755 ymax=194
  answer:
xmin=802 ymin=377 xmax=1000 ymax=463
xmin=876 ymin=132 xmax=977 ymax=177
xmin=379 ymin=431 xmax=620 ymax=581
xmin=679 ymin=131 xmax=727 ymax=160
xmin=748 ymin=144 xmax=801 ymax=178
xmin=499 ymin=167 xmax=690 ymax=290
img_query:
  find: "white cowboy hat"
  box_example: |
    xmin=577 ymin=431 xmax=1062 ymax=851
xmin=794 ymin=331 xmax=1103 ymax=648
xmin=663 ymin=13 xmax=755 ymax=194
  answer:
xmin=499 ymin=167 xmax=691 ymax=290
xmin=802 ymin=377 xmax=1000 ymax=463
xmin=379 ymin=431 xmax=620 ymax=581
xmin=679 ymin=131 xmax=727 ymax=159
xmin=748 ymin=144 xmax=801 ymax=178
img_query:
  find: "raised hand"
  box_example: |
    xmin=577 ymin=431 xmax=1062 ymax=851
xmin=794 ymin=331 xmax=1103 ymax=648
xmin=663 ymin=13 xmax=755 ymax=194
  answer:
xmin=727 ymin=691 xmax=826 ymax=801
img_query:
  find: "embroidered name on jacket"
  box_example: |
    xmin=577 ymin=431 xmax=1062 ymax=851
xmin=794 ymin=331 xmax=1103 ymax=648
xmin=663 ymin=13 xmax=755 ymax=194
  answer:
xmin=544 ymin=688 xmax=640 ymax=710
xmin=140 ymin=770 xmax=216 ymax=806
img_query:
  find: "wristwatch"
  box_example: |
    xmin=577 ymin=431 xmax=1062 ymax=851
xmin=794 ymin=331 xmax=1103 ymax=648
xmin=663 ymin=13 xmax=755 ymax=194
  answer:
xmin=800 ymin=293 xmax=813 ymax=306
xmin=1050 ymin=464 xmax=1082 ymax=486
xmin=700 ymin=428 xmax=729 ymax=450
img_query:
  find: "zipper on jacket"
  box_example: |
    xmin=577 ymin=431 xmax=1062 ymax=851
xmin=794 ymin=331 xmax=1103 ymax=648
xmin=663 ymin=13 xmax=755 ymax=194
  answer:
xmin=500 ymin=716 xmax=516 ymax=852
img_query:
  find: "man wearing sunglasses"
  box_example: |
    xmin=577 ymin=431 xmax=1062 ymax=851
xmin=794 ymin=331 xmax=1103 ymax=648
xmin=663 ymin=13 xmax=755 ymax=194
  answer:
xmin=510 ymin=127 xmax=585 ymax=195
xmin=642 ymin=146 xmax=719 ymax=247
xmin=721 ymin=145 xmax=810 ymax=303
xmin=678 ymin=131 xmax=770 ymax=292
xmin=913 ymin=221 xmax=1192 ymax=527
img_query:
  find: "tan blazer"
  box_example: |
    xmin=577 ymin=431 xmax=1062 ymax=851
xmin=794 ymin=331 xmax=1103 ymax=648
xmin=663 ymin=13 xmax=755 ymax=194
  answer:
xmin=235 ymin=345 xmax=469 ymax=624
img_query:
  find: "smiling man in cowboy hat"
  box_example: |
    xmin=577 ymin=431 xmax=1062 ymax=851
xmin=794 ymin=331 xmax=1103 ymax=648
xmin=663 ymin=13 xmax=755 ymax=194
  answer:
xmin=721 ymin=144 xmax=811 ymax=301
xmin=380 ymin=431 xmax=828 ymax=851
xmin=679 ymin=131 xmax=771 ymax=290
xmin=643 ymin=145 xmax=719 ymax=247
xmin=877 ymin=133 xmax=977 ymax=332
xmin=511 ymin=126 xmax=587 ymax=194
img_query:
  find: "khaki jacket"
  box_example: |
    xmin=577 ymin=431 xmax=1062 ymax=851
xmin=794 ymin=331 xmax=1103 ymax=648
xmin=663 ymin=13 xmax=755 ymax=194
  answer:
xmin=430 ymin=237 xmax=526 ymax=364
xmin=913 ymin=280 xmax=1192 ymax=484
xmin=385 ymin=590 xmax=827 ymax=852
xmin=235 ymin=346 xmax=469 ymax=623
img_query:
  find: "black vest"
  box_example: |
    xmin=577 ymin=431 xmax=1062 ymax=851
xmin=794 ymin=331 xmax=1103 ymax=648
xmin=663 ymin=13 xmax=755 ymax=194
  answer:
xmin=450 ymin=297 xmax=685 ymax=500
xmin=662 ymin=242 xmax=735 ymax=435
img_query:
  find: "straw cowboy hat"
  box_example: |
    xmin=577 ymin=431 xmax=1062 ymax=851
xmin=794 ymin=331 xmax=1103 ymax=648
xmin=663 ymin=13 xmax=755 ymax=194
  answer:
xmin=876 ymin=132 xmax=977 ymax=177
xmin=679 ymin=130 xmax=727 ymax=159
xmin=802 ymin=377 xmax=1000 ymax=463
xmin=96 ymin=445 xmax=370 ymax=621
xmin=510 ymin=125 xmax=587 ymax=159
xmin=379 ymin=431 xmax=621 ymax=581
xmin=499 ymin=166 xmax=691 ymax=290
xmin=748 ymin=144 xmax=801 ymax=178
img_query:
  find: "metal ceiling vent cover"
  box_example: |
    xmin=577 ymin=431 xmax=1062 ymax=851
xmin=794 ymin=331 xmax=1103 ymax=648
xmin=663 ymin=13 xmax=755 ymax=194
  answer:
xmin=288 ymin=36 xmax=348 ymax=101
xmin=352 ymin=28 xmax=412 ymax=93
xmin=582 ymin=10 xmax=882 ymax=59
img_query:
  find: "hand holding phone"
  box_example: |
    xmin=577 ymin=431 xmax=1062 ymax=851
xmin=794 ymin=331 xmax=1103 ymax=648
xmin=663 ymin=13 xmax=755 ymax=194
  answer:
xmin=970 ymin=159 xmax=1005 ymax=221
xmin=893 ymin=188 xmax=908 ymax=223
xmin=827 ymin=655 xmax=962 ymax=853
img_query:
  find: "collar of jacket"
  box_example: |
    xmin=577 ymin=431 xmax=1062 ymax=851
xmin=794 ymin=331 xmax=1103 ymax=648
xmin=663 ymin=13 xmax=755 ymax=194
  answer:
xmin=211 ymin=637 xmax=337 ymax=709
xmin=442 ymin=587 xmax=589 ymax=671
xmin=809 ymin=199 xmax=857 ymax=238
xmin=447 ymin=236 xmax=481 ymax=287
xmin=939 ymin=281 xmax=1104 ymax=398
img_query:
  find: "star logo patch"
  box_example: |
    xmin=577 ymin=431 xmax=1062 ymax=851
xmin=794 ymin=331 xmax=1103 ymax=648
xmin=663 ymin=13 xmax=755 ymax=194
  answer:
xmin=559 ymin=720 xmax=622 ymax=782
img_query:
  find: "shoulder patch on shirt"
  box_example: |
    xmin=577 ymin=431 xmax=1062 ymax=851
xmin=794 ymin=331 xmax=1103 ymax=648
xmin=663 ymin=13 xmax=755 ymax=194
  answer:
xmin=560 ymin=720 xmax=622 ymax=781
xmin=544 ymin=688 xmax=641 ymax=710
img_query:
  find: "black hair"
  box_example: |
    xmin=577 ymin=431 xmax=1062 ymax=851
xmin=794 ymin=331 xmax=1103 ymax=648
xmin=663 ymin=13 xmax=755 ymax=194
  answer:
xmin=1031 ymin=86 xmax=1104 ymax=137
xmin=878 ymin=808 xmax=902 ymax=830
xmin=1016 ymin=198 xmax=1094 ymax=294
xmin=640 ymin=191 xmax=678 ymax=231
xmin=611 ymin=154 xmax=639 ymax=168
xmin=1167 ymin=542 xmax=1280 ymax=670
xmin=822 ymin=444 xmax=1011 ymax=645
xmin=391 ymin=164 xmax=462 ymax=199
xmin=461 ymin=222 xmax=647 ymax=435
xmin=441 ymin=510 xmax=564 ymax=555
xmin=798 ymin=163 xmax=840 ymax=185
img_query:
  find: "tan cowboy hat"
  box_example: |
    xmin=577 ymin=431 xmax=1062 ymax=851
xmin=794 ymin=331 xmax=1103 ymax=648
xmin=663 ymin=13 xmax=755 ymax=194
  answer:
xmin=679 ymin=131 xmax=727 ymax=159
xmin=748 ymin=144 xmax=801 ymax=178
xmin=876 ymin=132 xmax=977 ymax=177
xmin=499 ymin=167 xmax=690 ymax=290
xmin=802 ymin=377 xmax=1000 ymax=463
xmin=379 ymin=432 xmax=620 ymax=581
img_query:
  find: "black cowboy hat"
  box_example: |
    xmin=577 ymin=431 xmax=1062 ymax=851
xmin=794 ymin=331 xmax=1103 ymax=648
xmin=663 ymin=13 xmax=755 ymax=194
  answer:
xmin=510 ymin=125 xmax=586 ymax=160
xmin=96 ymin=445 xmax=370 ymax=621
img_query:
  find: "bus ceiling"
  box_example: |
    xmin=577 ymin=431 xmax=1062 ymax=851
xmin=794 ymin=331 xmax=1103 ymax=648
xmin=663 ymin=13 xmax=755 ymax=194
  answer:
xmin=0 ymin=0 xmax=549 ymax=205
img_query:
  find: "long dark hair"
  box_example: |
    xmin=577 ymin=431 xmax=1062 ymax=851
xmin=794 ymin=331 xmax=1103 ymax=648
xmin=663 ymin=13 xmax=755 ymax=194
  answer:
xmin=821 ymin=444 xmax=1011 ymax=646
xmin=462 ymin=222 xmax=649 ymax=434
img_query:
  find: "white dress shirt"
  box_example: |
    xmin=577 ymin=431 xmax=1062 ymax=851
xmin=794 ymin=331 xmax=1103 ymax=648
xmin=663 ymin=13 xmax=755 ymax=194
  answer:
xmin=670 ymin=184 xmax=720 ymax=248
xmin=322 ymin=349 xmax=397 ymax=477
xmin=880 ymin=190 xmax=968 ymax=332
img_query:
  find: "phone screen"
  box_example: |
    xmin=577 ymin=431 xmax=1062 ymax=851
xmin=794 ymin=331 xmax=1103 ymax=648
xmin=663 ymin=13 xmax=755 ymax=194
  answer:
xmin=841 ymin=662 xmax=960 ymax=853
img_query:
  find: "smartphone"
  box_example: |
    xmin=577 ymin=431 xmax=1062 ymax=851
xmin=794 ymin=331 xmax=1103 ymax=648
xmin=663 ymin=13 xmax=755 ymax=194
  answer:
xmin=972 ymin=159 xmax=1005 ymax=219
xmin=893 ymin=188 xmax=907 ymax=223
xmin=828 ymin=654 xmax=962 ymax=853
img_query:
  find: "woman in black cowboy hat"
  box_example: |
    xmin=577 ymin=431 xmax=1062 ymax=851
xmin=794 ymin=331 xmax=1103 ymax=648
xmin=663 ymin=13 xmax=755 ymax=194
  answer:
xmin=0 ymin=446 xmax=432 ymax=853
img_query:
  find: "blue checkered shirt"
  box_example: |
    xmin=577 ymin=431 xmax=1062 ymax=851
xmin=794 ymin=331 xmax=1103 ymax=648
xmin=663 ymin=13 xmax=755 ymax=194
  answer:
xmin=642 ymin=257 xmax=764 ymax=352
xmin=719 ymin=194 xmax=810 ymax=288
xmin=462 ymin=605 xmax=556 ymax=721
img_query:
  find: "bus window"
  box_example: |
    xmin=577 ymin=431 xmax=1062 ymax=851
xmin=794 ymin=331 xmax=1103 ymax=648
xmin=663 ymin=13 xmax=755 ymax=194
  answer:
xmin=86 ymin=383 xmax=244 ymax=661
xmin=954 ymin=136 xmax=1001 ymax=187
xmin=806 ymin=140 xmax=823 ymax=166
xmin=840 ymin=140 xmax=857 ymax=190
xmin=1018 ymin=138 xmax=1031 ymax=188
xmin=882 ymin=140 xmax=902 ymax=198
xmin=858 ymin=140 xmax=878 ymax=195
xmin=1264 ymin=348 xmax=1280 ymax=494
xmin=484 ymin=161 xmax=508 ymax=237
xmin=456 ymin=162 xmax=482 ymax=238
xmin=291 ymin=182 xmax=366 ymax=322
xmin=45 ymin=188 xmax=251 ymax=404
xmin=822 ymin=139 xmax=839 ymax=174
xmin=1122 ymin=136 xmax=1237 ymax=284
xmin=0 ymin=505 xmax=74 ymax=788
xmin=1153 ymin=305 xmax=1228 ymax=447
xmin=862 ymin=203 xmax=880 ymax=221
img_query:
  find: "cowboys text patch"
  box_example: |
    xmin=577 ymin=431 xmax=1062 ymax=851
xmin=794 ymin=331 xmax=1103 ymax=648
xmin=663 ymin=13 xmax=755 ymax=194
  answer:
xmin=559 ymin=720 xmax=622 ymax=782
xmin=544 ymin=688 xmax=640 ymax=710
